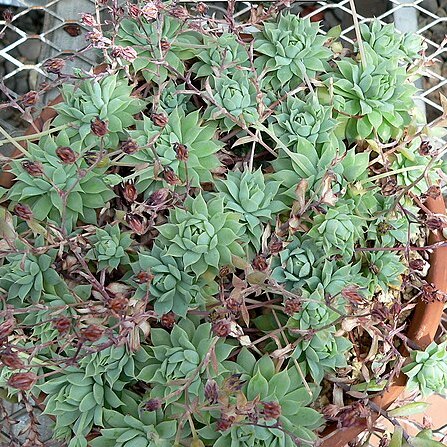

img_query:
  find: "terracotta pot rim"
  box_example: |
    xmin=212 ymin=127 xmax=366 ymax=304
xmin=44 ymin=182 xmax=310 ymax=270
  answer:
xmin=1 ymin=80 xmax=445 ymax=447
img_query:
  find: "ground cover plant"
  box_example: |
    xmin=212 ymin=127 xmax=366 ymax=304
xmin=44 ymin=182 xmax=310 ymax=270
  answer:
xmin=1 ymin=1 xmax=447 ymax=446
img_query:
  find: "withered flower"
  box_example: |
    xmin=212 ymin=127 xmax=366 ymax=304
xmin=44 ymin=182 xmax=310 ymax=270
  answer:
xmin=223 ymin=373 xmax=244 ymax=393
xmin=147 ymin=188 xmax=169 ymax=206
xmin=126 ymin=213 xmax=148 ymax=235
xmin=151 ymin=113 xmax=169 ymax=127
xmin=174 ymin=142 xmax=189 ymax=162
xmin=91 ymin=117 xmax=109 ymax=137
xmin=8 ymin=372 xmax=37 ymax=391
xmin=381 ymin=177 xmax=398 ymax=196
xmin=86 ymin=30 xmax=111 ymax=48
xmin=136 ymin=270 xmax=154 ymax=284
xmin=14 ymin=204 xmax=33 ymax=220
xmin=341 ymin=285 xmax=364 ymax=306
xmin=53 ymin=316 xmax=71 ymax=333
xmin=425 ymin=214 xmax=447 ymax=231
xmin=169 ymin=5 xmax=189 ymax=20
xmin=283 ymin=297 xmax=302 ymax=316
xmin=252 ymin=255 xmax=268 ymax=271
xmin=141 ymin=1 xmax=159 ymax=20
xmin=43 ymin=58 xmax=66 ymax=74
xmin=196 ymin=2 xmax=208 ymax=14
xmin=109 ymin=296 xmax=128 ymax=314
xmin=0 ymin=318 xmax=15 ymax=339
xmin=421 ymin=282 xmax=446 ymax=303
xmin=160 ymin=312 xmax=176 ymax=329
xmin=128 ymin=3 xmax=142 ymax=18
xmin=409 ymin=258 xmax=425 ymax=271
xmin=269 ymin=236 xmax=283 ymax=255
xmin=22 ymin=161 xmax=44 ymax=177
xmin=216 ymin=416 xmax=235 ymax=432
xmin=111 ymin=46 xmax=138 ymax=63
xmin=2 ymin=9 xmax=13 ymax=24
xmin=121 ymin=138 xmax=139 ymax=154
xmin=261 ymin=401 xmax=281 ymax=420
xmin=162 ymin=167 xmax=181 ymax=186
xmin=419 ymin=140 xmax=432 ymax=156
xmin=160 ymin=40 xmax=171 ymax=52
xmin=144 ymin=398 xmax=162 ymax=411
xmin=80 ymin=13 xmax=97 ymax=27
xmin=56 ymin=146 xmax=77 ymax=164
xmin=80 ymin=324 xmax=104 ymax=342
xmin=423 ymin=185 xmax=441 ymax=200
xmin=0 ymin=350 xmax=24 ymax=369
xmin=212 ymin=319 xmax=232 ymax=337
xmin=204 ymin=378 xmax=219 ymax=404
xmin=20 ymin=91 xmax=39 ymax=107
xmin=122 ymin=182 xmax=138 ymax=202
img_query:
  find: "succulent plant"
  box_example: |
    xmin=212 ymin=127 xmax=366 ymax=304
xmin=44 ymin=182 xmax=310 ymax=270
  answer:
xmin=271 ymin=93 xmax=337 ymax=147
xmin=362 ymin=251 xmax=407 ymax=292
xmin=0 ymin=238 xmax=65 ymax=304
xmin=127 ymin=244 xmax=218 ymax=317
xmin=199 ymin=348 xmax=323 ymax=446
xmin=203 ymin=70 xmax=259 ymax=131
xmin=402 ymin=341 xmax=447 ymax=397
xmin=123 ymin=108 xmax=222 ymax=196
xmin=39 ymin=343 xmax=149 ymax=444
xmin=360 ymin=20 xmax=423 ymax=63
xmin=324 ymin=55 xmax=416 ymax=142
xmin=52 ymin=74 xmax=146 ymax=148
xmin=116 ymin=15 xmax=201 ymax=83
xmin=85 ymin=224 xmax=132 ymax=272
xmin=307 ymin=200 xmax=365 ymax=261
xmin=215 ymin=168 xmax=285 ymax=254
xmin=192 ymin=33 xmax=249 ymax=77
xmin=254 ymin=14 xmax=332 ymax=90
xmin=7 ymin=133 xmax=115 ymax=232
xmin=157 ymin=194 xmax=245 ymax=277
xmin=138 ymin=317 xmax=235 ymax=408
xmin=292 ymin=326 xmax=352 ymax=384
xmin=90 ymin=391 xmax=177 ymax=447
xmin=158 ymin=82 xmax=193 ymax=114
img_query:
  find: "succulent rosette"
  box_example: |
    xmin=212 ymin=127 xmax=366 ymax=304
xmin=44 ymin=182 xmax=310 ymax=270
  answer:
xmin=403 ymin=341 xmax=447 ymax=397
xmin=157 ymin=194 xmax=245 ymax=277
xmin=254 ymin=14 xmax=332 ymax=90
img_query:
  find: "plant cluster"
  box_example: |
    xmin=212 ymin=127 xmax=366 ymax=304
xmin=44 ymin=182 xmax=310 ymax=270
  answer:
xmin=0 ymin=3 xmax=446 ymax=447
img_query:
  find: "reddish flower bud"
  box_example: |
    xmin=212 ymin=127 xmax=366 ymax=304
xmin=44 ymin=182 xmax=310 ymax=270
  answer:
xmin=283 ymin=297 xmax=302 ymax=316
xmin=2 ymin=9 xmax=13 ymax=23
xmin=409 ymin=259 xmax=425 ymax=271
xmin=174 ymin=143 xmax=189 ymax=162
xmin=20 ymin=91 xmax=39 ymax=107
xmin=269 ymin=236 xmax=283 ymax=255
xmin=196 ymin=2 xmax=208 ymax=14
xmin=14 ymin=204 xmax=33 ymax=220
xmin=109 ymin=296 xmax=128 ymax=313
xmin=43 ymin=58 xmax=66 ymax=74
xmin=421 ymin=282 xmax=446 ymax=303
xmin=126 ymin=213 xmax=148 ymax=235
xmin=169 ymin=6 xmax=189 ymax=20
xmin=53 ymin=316 xmax=71 ymax=333
xmin=80 ymin=13 xmax=97 ymax=27
xmin=136 ymin=270 xmax=154 ymax=284
xmin=144 ymin=398 xmax=162 ymax=411
xmin=0 ymin=318 xmax=15 ymax=339
xmin=8 ymin=372 xmax=37 ymax=391
xmin=381 ymin=177 xmax=398 ymax=196
xmin=261 ymin=401 xmax=281 ymax=420
xmin=141 ymin=2 xmax=159 ymax=20
xmin=160 ymin=40 xmax=171 ymax=52
xmin=0 ymin=350 xmax=24 ymax=369
xmin=252 ymin=255 xmax=268 ymax=271
xmin=216 ymin=416 xmax=235 ymax=432
xmin=56 ymin=146 xmax=77 ymax=164
xmin=219 ymin=266 xmax=231 ymax=278
xmin=204 ymin=378 xmax=219 ymax=404
xmin=341 ymin=285 xmax=364 ymax=306
xmin=80 ymin=324 xmax=104 ymax=342
xmin=160 ymin=312 xmax=176 ymax=329
xmin=86 ymin=30 xmax=111 ymax=48
xmin=91 ymin=117 xmax=109 ymax=137
xmin=426 ymin=214 xmax=447 ymax=231
xmin=419 ymin=140 xmax=432 ymax=156
xmin=322 ymin=404 xmax=341 ymax=419
xmin=162 ymin=167 xmax=181 ymax=186
xmin=212 ymin=319 xmax=232 ymax=337
xmin=22 ymin=161 xmax=44 ymax=177
xmin=128 ymin=4 xmax=142 ymax=18
xmin=121 ymin=138 xmax=139 ymax=154
xmin=147 ymin=188 xmax=169 ymax=206
xmin=223 ymin=373 xmax=244 ymax=392
xmin=151 ymin=113 xmax=169 ymax=127
xmin=123 ymin=182 xmax=138 ymax=202
xmin=377 ymin=222 xmax=392 ymax=234
xmin=424 ymin=185 xmax=441 ymax=200
xmin=111 ymin=46 xmax=138 ymax=62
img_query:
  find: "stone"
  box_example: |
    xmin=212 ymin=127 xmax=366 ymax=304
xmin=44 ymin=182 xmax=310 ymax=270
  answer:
xmin=421 ymin=0 xmax=440 ymax=14
xmin=18 ymin=39 xmax=42 ymax=61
